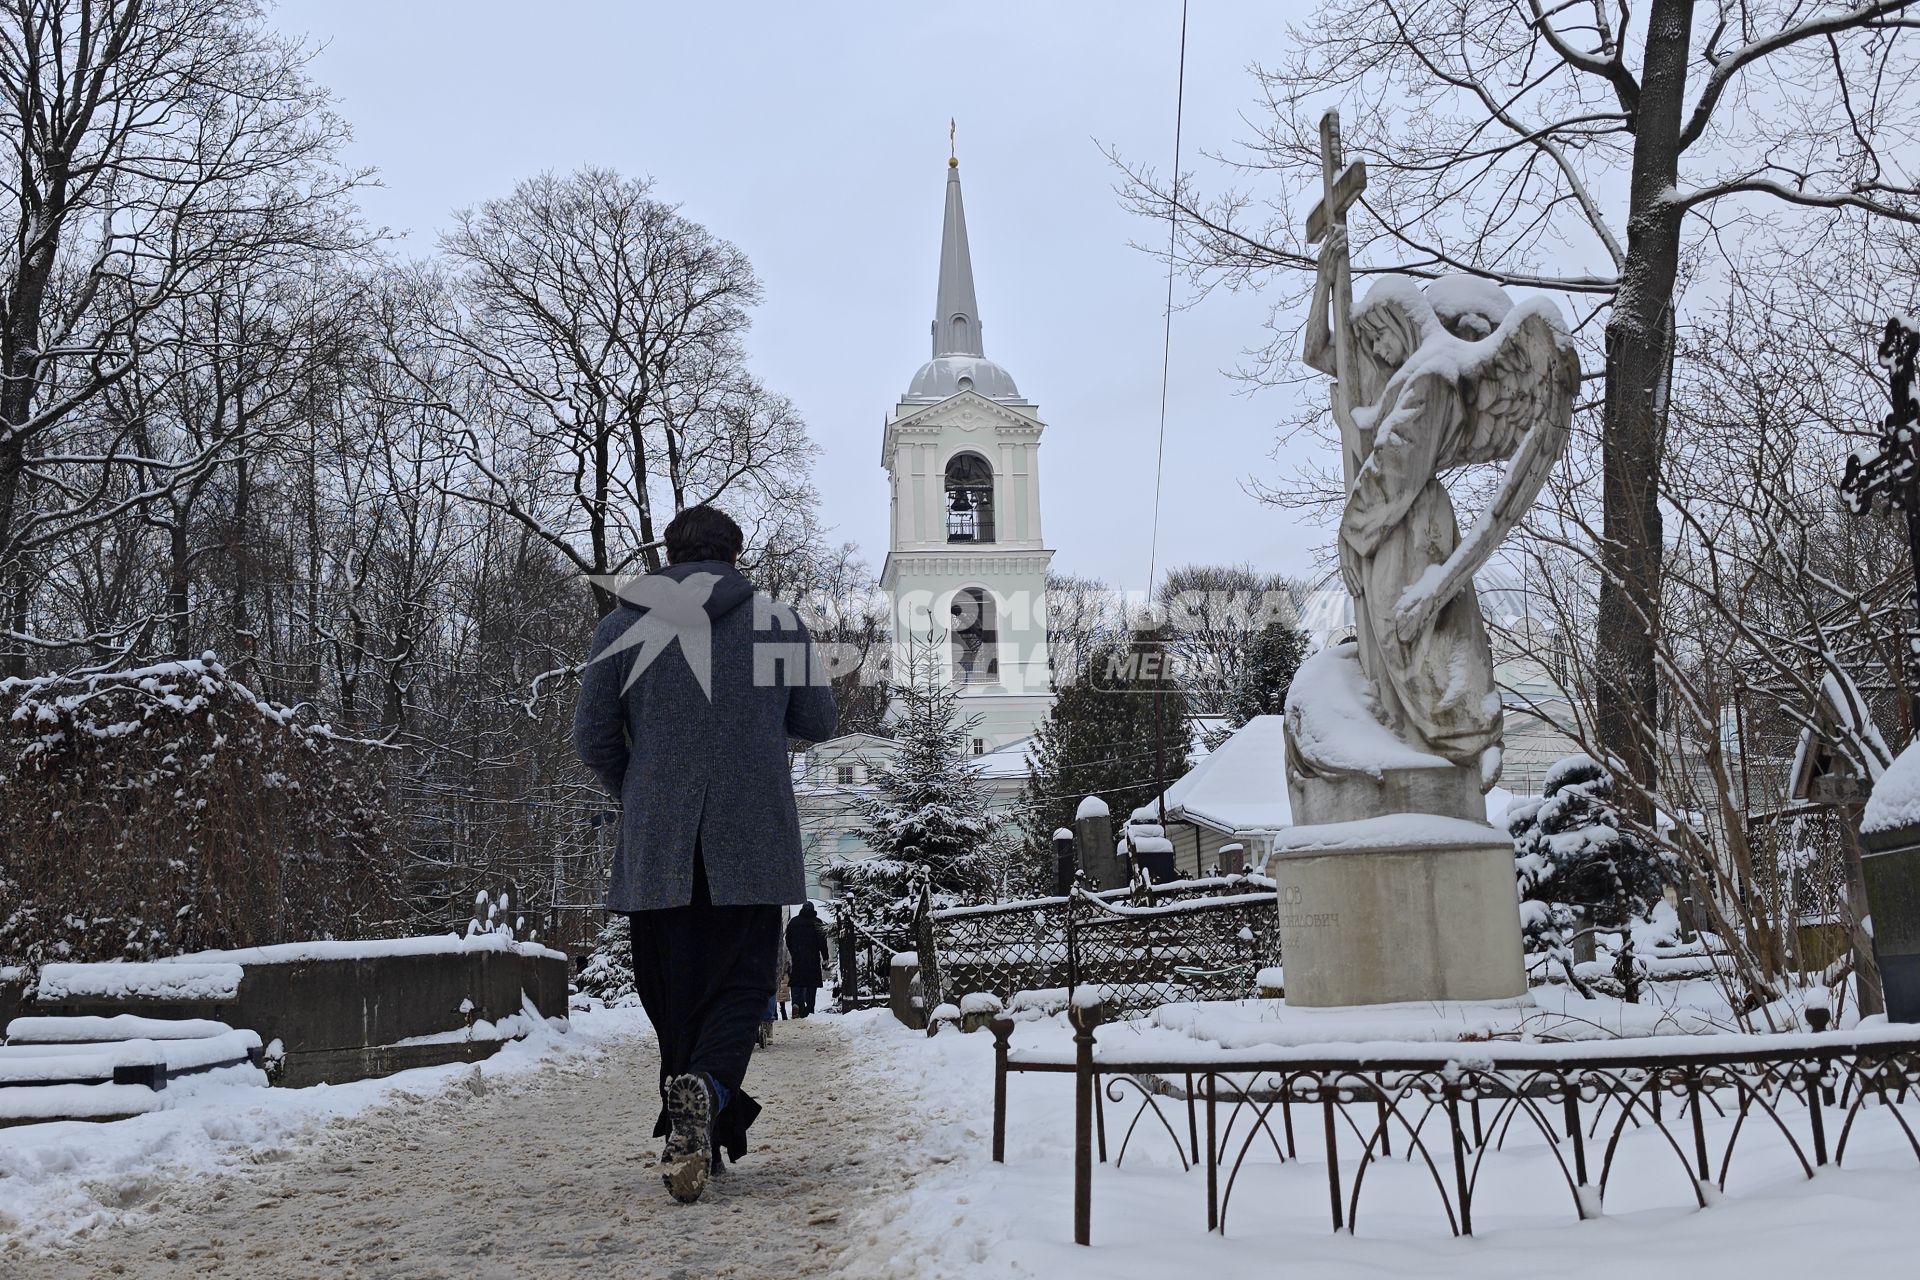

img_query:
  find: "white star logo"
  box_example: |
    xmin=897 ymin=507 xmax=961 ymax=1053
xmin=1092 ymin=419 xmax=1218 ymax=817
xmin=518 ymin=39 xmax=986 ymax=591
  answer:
xmin=587 ymin=572 xmax=722 ymax=700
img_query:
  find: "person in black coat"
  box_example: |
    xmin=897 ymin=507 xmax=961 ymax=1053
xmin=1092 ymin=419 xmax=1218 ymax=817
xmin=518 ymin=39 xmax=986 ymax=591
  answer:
xmin=573 ymin=505 xmax=837 ymax=1204
xmin=785 ymin=902 xmax=830 ymax=1017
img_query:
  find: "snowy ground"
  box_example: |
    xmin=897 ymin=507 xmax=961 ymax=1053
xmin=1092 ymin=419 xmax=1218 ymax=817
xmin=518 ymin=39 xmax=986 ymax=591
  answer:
xmin=4 ymin=1010 xmax=910 ymax=1278
xmin=9 ymin=997 xmax=1915 ymax=1277
xmin=833 ymin=1006 xmax=1920 ymax=1280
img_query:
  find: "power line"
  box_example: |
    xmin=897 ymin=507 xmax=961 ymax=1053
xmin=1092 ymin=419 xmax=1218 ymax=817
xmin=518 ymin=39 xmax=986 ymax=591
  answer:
xmin=1145 ymin=2 xmax=1192 ymax=830
xmin=1144 ymin=0 xmax=1189 ymax=601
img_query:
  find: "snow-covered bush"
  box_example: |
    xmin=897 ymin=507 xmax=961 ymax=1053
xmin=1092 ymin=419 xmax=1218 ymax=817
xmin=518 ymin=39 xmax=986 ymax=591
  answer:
xmin=1508 ymin=755 xmax=1668 ymax=1000
xmin=575 ymin=914 xmax=638 ymax=1006
xmin=0 ymin=656 xmax=402 ymax=977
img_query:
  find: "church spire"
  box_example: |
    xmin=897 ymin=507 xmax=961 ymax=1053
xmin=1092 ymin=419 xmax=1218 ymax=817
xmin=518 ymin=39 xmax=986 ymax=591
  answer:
xmin=932 ymin=150 xmax=985 ymax=359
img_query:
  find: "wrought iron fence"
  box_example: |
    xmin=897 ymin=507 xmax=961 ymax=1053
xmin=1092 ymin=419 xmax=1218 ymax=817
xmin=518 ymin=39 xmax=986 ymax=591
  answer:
xmin=835 ymin=913 xmax=912 ymax=1012
xmin=923 ymin=877 xmax=1282 ymax=1018
xmin=989 ymin=1009 xmax=1920 ymax=1246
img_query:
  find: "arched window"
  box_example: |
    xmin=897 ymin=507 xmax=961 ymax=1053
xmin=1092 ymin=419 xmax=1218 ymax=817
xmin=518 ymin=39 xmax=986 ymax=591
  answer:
xmin=944 ymin=452 xmax=995 ymax=543
xmin=951 ymin=588 xmax=998 ymax=684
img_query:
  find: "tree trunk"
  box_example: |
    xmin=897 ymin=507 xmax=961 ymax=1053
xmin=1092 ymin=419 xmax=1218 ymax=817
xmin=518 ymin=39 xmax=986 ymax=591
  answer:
xmin=168 ymin=514 xmax=191 ymax=661
xmin=0 ymin=438 xmax=24 ymax=677
xmin=1597 ymin=0 xmax=1694 ymax=815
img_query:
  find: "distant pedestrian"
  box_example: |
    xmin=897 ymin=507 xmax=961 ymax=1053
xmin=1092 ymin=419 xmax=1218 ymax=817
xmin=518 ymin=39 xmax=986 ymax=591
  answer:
xmin=573 ymin=505 xmax=837 ymax=1204
xmin=786 ymin=902 xmax=830 ymax=1018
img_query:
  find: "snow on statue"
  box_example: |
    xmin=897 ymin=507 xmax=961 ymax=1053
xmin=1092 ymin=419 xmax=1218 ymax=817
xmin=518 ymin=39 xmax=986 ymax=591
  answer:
xmin=1296 ymin=226 xmax=1578 ymax=785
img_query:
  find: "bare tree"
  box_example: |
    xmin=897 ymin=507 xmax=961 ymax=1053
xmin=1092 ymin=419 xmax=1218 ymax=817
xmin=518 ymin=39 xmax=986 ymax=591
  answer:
xmin=414 ymin=169 xmax=813 ymax=616
xmin=1155 ymin=562 xmax=1304 ymax=718
xmin=1117 ymin=0 xmax=1920 ymax=806
xmin=0 ymin=0 xmax=363 ymax=671
xmin=1043 ymin=570 xmax=1124 ymax=688
xmin=1497 ymin=258 xmax=1914 ymax=1015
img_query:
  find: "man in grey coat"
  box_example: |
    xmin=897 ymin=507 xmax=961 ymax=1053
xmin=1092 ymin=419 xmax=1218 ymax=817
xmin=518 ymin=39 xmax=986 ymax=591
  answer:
xmin=573 ymin=505 xmax=837 ymax=1204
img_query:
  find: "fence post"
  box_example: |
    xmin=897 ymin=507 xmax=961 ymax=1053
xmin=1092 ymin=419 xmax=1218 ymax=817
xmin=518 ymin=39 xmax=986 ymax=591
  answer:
xmin=1324 ymin=1089 xmax=1345 ymax=1232
xmin=836 ymin=925 xmax=859 ymax=1013
xmin=915 ymin=881 xmax=941 ymax=1017
xmin=1066 ymin=882 xmax=1082 ymax=1002
xmin=1072 ymin=997 xmax=1105 ymax=1247
xmin=1445 ymin=1082 xmax=1472 ymax=1236
xmin=991 ymin=1017 xmax=1014 ymax=1164
xmin=1562 ymin=1073 xmax=1590 ymax=1194
xmin=1206 ymin=1071 xmax=1219 ymax=1232
xmin=1807 ymin=1055 xmax=1830 ymax=1166
xmin=1686 ymin=1064 xmax=1711 ymax=1184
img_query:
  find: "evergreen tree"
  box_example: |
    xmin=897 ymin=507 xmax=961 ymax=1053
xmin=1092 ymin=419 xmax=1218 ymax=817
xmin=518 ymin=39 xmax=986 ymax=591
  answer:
xmin=575 ymin=914 xmax=638 ymax=1007
xmin=836 ymin=640 xmax=1002 ymax=931
xmin=1020 ymin=635 xmax=1194 ymax=870
xmin=1221 ymin=617 xmax=1309 ymax=727
xmin=1508 ymin=755 xmax=1667 ymax=1000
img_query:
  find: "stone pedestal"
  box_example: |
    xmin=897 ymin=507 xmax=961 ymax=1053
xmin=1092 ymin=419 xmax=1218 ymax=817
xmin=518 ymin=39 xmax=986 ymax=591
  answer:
xmin=1270 ymin=806 xmax=1527 ymax=1008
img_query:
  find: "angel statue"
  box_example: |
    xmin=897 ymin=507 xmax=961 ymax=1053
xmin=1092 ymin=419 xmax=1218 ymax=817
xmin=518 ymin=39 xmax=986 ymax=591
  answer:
xmin=1299 ymin=223 xmax=1578 ymax=781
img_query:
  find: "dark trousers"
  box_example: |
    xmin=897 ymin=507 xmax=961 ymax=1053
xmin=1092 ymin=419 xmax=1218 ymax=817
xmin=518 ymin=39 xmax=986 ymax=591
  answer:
xmin=626 ymin=856 xmax=779 ymax=1162
xmin=791 ymin=985 xmax=818 ymax=1017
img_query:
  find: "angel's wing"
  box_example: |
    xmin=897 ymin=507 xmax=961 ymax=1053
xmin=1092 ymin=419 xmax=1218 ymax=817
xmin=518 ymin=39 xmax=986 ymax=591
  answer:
xmin=1456 ymin=310 xmax=1580 ymax=466
xmin=1392 ymin=312 xmax=1578 ymax=637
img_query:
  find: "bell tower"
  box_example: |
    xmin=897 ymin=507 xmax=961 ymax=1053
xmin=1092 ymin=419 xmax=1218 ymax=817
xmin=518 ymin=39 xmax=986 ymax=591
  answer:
xmin=879 ymin=153 xmax=1055 ymax=750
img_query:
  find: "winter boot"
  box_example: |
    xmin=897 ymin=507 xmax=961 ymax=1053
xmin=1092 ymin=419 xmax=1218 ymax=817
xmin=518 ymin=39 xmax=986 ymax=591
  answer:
xmin=660 ymin=1073 xmax=715 ymax=1203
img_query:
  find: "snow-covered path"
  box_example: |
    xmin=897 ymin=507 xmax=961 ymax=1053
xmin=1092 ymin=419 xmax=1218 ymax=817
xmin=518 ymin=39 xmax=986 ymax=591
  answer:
xmin=21 ymin=1016 xmax=897 ymax=1279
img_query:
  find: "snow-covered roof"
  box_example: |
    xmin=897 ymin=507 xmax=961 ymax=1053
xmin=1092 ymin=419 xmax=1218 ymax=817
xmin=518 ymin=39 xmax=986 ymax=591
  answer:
xmin=974 ymin=734 xmax=1037 ymax=779
xmin=1155 ymin=714 xmax=1293 ymax=834
xmin=1150 ymin=713 xmax=1516 ymax=835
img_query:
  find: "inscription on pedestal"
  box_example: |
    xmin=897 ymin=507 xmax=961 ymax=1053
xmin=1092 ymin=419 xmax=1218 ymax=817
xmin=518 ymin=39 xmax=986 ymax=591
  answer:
xmin=1279 ymin=888 xmax=1341 ymax=931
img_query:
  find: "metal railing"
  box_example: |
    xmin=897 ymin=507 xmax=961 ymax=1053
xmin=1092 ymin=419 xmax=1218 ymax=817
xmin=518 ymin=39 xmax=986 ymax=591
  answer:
xmin=989 ymin=1008 xmax=1920 ymax=1247
xmin=923 ymin=877 xmax=1281 ymax=1019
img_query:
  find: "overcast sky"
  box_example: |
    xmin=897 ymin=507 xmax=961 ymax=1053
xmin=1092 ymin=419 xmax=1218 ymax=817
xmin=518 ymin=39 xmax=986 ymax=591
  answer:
xmin=272 ymin=0 xmax=1329 ymax=591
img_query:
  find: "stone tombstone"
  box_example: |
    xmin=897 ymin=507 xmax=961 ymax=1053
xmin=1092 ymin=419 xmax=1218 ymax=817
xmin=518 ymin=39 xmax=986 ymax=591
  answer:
xmin=1052 ymin=827 xmax=1077 ymax=896
xmin=1073 ymin=795 xmax=1120 ymax=891
xmin=1274 ymin=109 xmax=1576 ymax=1007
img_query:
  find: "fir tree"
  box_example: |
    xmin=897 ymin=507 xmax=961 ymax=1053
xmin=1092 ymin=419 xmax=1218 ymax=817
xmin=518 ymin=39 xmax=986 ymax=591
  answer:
xmin=575 ymin=914 xmax=638 ymax=1006
xmin=1221 ymin=616 xmax=1309 ymax=728
xmin=1020 ymin=634 xmax=1193 ymax=870
xmin=1508 ymin=755 xmax=1667 ymax=1000
xmin=837 ymin=639 xmax=1002 ymax=931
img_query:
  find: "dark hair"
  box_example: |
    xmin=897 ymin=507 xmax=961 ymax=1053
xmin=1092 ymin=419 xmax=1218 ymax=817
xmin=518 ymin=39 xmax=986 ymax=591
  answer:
xmin=663 ymin=505 xmax=743 ymax=565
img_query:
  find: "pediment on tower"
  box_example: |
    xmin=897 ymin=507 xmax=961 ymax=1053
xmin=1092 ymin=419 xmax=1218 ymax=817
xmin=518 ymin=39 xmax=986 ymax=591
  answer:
xmin=888 ymin=390 xmax=1043 ymax=440
xmin=881 ymin=391 xmax=1044 ymax=466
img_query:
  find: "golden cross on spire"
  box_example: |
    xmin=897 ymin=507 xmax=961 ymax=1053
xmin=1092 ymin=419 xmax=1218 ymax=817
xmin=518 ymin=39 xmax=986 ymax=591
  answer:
xmin=949 ymin=118 xmax=958 ymax=168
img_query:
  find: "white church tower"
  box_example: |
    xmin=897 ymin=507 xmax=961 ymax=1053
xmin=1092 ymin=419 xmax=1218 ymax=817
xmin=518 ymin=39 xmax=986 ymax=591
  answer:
xmin=879 ymin=154 xmax=1055 ymax=751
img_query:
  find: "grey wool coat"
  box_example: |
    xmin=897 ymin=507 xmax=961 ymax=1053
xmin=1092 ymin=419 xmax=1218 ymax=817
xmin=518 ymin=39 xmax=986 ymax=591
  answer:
xmin=573 ymin=560 xmax=838 ymax=912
